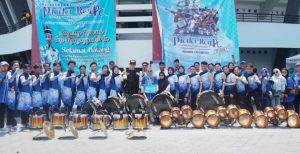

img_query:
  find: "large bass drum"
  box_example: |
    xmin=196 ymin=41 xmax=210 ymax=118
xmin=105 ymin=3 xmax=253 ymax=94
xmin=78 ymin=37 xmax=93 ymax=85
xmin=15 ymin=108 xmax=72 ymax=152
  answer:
xmin=151 ymin=92 xmax=176 ymax=117
xmin=102 ymin=97 xmax=122 ymax=114
xmin=125 ymin=94 xmax=147 ymax=114
xmin=196 ymin=90 xmax=224 ymax=111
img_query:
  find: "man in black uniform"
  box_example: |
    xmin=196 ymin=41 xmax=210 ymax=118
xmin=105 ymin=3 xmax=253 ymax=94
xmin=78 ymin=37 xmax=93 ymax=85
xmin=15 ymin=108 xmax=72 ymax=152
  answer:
xmin=123 ymin=60 xmax=140 ymax=97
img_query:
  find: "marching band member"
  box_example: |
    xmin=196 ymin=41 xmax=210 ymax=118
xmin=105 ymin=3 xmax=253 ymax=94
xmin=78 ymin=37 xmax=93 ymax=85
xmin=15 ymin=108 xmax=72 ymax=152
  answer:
xmin=189 ymin=66 xmax=201 ymax=110
xmin=293 ymin=63 xmax=300 ymax=114
xmin=194 ymin=62 xmax=201 ymax=74
xmin=123 ymin=60 xmax=139 ymax=97
xmin=173 ymin=59 xmax=180 ymax=75
xmin=167 ymin=67 xmax=178 ymax=97
xmin=234 ymin=66 xmax=248 ymax=109
xmin=240 ymin=61 xmax=247 ymax=75
xmin=48 ymin=62 xmax=62 ymax=110
xmin=245 ymin=64 xmax=262 ymax=113
xmin=199 ymin=61 xmax=213 ymax=91
xmin=0 ymin=61 xmax=10 ymax=133
xmin=222 ymin=66 xmax=237 ymax=106
xmin=154 ymin=61 xmax=168 ymax=79
xmin=98 ymin=65 xmax=110 ymax=103
xmin=214 ymin=63 xmax=223 ymax=93
xmin=18 ymin=64 xmax=32 ymax=129
xmin=208 ymin=63 xmax=215 ymax=75
xmin=61 ymin=60 xmax=76 ymax=114
xmin=281 ymin=68 xmax=295 ymax=110
xmin=41 ymin=63 xmax=51 ymax=120
xmin=31 ymin=65 xmax=43 ymax=112
xmin=75 ymin=65 xmax=88 ymax=111
xmin=177 ymin=66 xmax=190 ymax=107
xmin=141 ymin=62 xmax=149 ymax=77
xmin=260 ymin=68 xmax=272 ymax=108
xmin=87 ymin=62 xmax=100 ymax=101
xmin=6 ymin=60 xmax=21 ymax=131
xmin=109 ymin=66 xmax=124 ymax=97
xmin=157 ymin=72 xmax=169 ymax=94
xmin=228 ymin=62 xmax=235 ymax=73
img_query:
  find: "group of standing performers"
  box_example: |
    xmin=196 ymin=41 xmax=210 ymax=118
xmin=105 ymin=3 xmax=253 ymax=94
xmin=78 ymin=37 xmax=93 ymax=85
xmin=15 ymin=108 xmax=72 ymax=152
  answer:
xmin=0 ymin=58 xmax=300 ymax=132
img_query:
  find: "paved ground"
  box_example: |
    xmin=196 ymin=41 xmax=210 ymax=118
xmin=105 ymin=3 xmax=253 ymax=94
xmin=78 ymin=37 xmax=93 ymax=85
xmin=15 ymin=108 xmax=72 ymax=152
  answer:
xmin=0 ymin=122 xmax=300 ymax=154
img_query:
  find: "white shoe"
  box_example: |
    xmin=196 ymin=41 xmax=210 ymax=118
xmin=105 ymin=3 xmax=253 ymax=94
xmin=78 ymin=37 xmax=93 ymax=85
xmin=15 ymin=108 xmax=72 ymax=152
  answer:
xmin=10 ymin=126 xmax=18 ymax=132
xmin=0 ymin=128 xmax=10 ymax=133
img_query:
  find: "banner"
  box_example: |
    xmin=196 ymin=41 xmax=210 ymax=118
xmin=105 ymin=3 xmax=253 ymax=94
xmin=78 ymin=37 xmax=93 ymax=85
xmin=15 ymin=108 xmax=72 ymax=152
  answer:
xmin=34 ymin=0 xmax=115 ymax=72
xmin=155 ymin=0 xmax=239 ymax=68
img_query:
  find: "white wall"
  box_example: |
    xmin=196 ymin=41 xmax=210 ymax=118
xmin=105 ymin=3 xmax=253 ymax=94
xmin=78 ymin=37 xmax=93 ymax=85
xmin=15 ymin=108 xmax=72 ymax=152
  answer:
xmin=240 ymin=48 xmax=277 ymax=72
xmin=0 ymin=25 xmax=32 ymax=55
xmin=116 ymin=40 xmax=152 ymax=67
xmin=238 ymin=22 xmax=300 ymax=48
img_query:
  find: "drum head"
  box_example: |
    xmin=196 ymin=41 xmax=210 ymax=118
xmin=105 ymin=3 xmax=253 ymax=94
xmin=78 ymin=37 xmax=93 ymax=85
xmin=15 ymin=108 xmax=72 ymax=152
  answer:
xmin=196 ymin=90 xmax=224 ymax=111
xmin=125 ymin=94 xmax=147 ymax=114
xmin=103 ymin=97 xmax=122 ymax=114
xmin=151 ymin=93 xmax=176 ymax=117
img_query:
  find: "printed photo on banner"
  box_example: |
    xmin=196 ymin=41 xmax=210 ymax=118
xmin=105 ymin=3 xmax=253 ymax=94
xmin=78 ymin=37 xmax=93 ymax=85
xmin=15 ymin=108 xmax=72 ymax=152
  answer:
xmin=155 ymin=0 xmax=240 ymax=69
xmin=35 ymin=0 xmax=116 ymax=72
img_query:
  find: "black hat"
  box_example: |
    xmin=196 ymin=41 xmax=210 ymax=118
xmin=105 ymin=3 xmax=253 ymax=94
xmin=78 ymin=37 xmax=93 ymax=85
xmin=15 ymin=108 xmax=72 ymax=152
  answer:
xmin=241 ymin=61 xmax=247 ymax=64
xmin=129 ymin=60 xmax=136 ymax=65
xmin=44 ymin=26 xmax=51 ymax=34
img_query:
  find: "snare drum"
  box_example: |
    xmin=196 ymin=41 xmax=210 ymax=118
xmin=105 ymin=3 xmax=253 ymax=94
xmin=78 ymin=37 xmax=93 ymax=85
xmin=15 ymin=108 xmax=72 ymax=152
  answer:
xmin=51 ymin=113 xmax=66 ymax=127
xmin=29 ymin=114 xmax=46 ymax=129
xmin=132 ymin=114 xmax=149 ymax=129
xmin=112 ymin=114 xmax=129 ymax=130
xmin=71 ymin=114 xmax=89 ymax=129
xmin=91 ymin=114 xmax=111 ymax=130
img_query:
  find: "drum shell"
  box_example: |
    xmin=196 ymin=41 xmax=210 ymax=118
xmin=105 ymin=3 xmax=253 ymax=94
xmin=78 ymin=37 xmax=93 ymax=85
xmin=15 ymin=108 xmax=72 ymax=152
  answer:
xmin=171 ymin=107 xmax=181 ymax=119
xmin=227 ymin=105 xmax=239 ymax=119
xmin=191 ymin=110 xmax=205 ymax=128
xmin=217 ymin=106 xmax=227 ymax=118
xmin=274 ymin=105 xmax=288 ymax=120
xmin=253 ymin=111 xmax=267 ymax=128
xmin=205 ymin=110 xmax=219 ymax=128
xmin=29 ymin=114 xmax=46 ymax=129
xmin=287 ymin=110 xmax=300 ymax=128
xmin=91 ymin=114 xmax=111 ymax=129
xmin=181 ymin=105 xmax=192 ymax=120
xmin=238 ymin=109 xmax=252 ymax=128
xmin=113 ymin=114 xmax=129 ymax=130
xmin=132 ymin=114 xmax=149 ymax=129
xmin=71 ymin=114 xmax=89 ymax=129
xmin=264 ymin=107 xmax=276 ymax=119
xmin=51 ymin=113 xmax=66 ymax=127
xmin=159 ymin=111 xmax=172 ymax=128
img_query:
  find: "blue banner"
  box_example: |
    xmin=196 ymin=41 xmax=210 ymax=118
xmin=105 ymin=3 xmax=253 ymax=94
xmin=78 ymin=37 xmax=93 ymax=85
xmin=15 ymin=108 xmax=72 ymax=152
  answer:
xmin=35 ymin=0 xmax=116 ymax=72
xmin=155 ymin=0 xmax=240 ymax=68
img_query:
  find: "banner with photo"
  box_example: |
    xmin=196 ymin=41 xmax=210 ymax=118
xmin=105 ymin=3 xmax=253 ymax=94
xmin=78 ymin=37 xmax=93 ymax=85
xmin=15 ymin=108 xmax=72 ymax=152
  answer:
xmin=34 ymin=0 xmax=115 ymax=72
xmin=155 ymin=0 xmax=239 ymax=67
